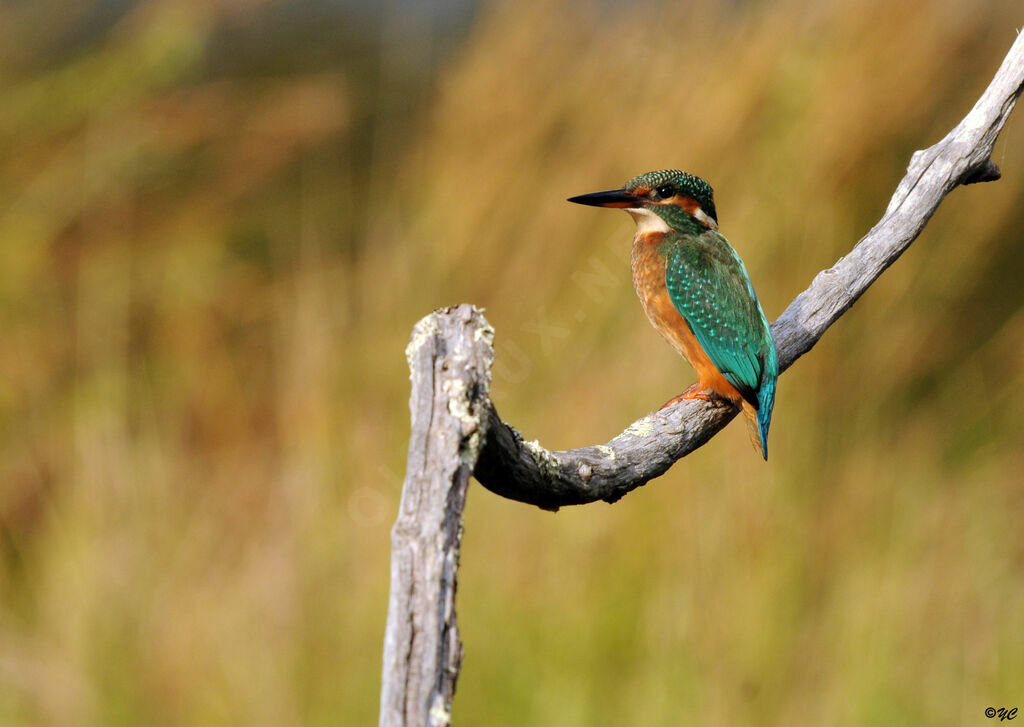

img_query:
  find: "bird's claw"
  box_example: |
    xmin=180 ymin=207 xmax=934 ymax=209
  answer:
xmin=659 ymin=383 xmax=711 ymax=410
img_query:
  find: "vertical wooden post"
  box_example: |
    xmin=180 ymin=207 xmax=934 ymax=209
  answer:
xmin=379 ymin=305 xmax=494 ymax=727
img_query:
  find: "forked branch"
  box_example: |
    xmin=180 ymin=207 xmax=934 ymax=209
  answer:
xmin=474 ymin=29 xmax=1024 ymax=511
xmin=380 ymin=31 xmax=1024 ymax=727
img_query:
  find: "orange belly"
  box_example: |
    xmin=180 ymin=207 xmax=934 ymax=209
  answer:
xmin=631 ymin=234 xmax=745 ymax=405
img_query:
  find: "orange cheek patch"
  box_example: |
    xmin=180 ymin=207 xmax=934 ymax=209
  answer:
xmin=674 ymin=195 xmax=703 ymax=216
xmin=665 ymin=195 xmax=716 ymax=229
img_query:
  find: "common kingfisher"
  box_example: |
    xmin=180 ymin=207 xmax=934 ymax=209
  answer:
xmin=569 ymin=170 xmax=778 ymax=459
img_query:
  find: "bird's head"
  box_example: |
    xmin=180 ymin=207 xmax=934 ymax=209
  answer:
xmin=568 ymin=169 xmax=718 ymax=235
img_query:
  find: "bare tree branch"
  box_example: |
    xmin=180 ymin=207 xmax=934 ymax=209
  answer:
xmin=379 ymin=307 xmax=493 ymax=727
xmin=474 ymin=29 xmax=1024 ymax=511
xmin=380 ymin=31 xmax=1024 ymax=727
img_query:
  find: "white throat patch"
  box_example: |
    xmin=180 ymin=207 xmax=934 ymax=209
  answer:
xmin=626 ymin=208 xmax=671 ymax=235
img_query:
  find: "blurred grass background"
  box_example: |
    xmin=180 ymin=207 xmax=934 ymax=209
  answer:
xmin=2 ymin=0 xmax=1023 ymax=725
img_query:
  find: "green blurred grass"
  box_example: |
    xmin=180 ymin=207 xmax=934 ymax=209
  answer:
xmin=2 ymin=0 xmax=1023 ymax=725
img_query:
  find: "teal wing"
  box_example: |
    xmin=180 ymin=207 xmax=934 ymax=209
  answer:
xmin=664 ymin=236 xmax=775 ymax=409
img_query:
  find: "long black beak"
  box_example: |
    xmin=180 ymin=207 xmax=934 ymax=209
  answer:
xmin=567 ymin=188 xmax=639 ymax=208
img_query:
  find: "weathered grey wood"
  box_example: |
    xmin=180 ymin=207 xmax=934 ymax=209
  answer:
xmin=473 ymin=30 xmax=1024 ymax=511
xmin=380 ymin=32 xmax=1024 ymax=726
xmin=379 ymin=306 xmax=494 ymax=727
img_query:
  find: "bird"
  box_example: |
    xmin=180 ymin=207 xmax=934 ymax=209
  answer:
xmin=568 ymin=169 xmax=778 ymax=459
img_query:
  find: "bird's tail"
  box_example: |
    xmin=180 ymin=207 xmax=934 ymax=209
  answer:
xmin=741 ymin=377 xmax=776 ymax=461
xmin=740 ymin=401 xmax=765 ymax=460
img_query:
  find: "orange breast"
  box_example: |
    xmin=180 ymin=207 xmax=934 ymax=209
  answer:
xmin=631 ymin=233 xmax=745 ymax=405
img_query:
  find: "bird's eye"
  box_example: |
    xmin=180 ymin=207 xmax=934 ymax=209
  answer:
xmin=655 ymin=184 xmax=675 ymax=199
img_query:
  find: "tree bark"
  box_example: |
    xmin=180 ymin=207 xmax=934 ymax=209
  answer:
xmin=379 ymin=307 xmax=494 ymax=727
xmin=379 ymin=30 xmax=1024 ymax=726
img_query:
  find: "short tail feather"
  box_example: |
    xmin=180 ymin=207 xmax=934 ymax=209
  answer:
xmin=741 ymin=402 xmax=766 ymax=460
xmin=741 ymin=377 xmax=775 ymax=461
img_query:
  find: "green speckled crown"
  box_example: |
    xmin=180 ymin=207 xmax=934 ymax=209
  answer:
xmin=625 ymin=170 xmax=718 ymax=223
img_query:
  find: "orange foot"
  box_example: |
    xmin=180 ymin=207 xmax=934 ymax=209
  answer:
xmin=659 ymin=383 xmax=711 ymax=410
